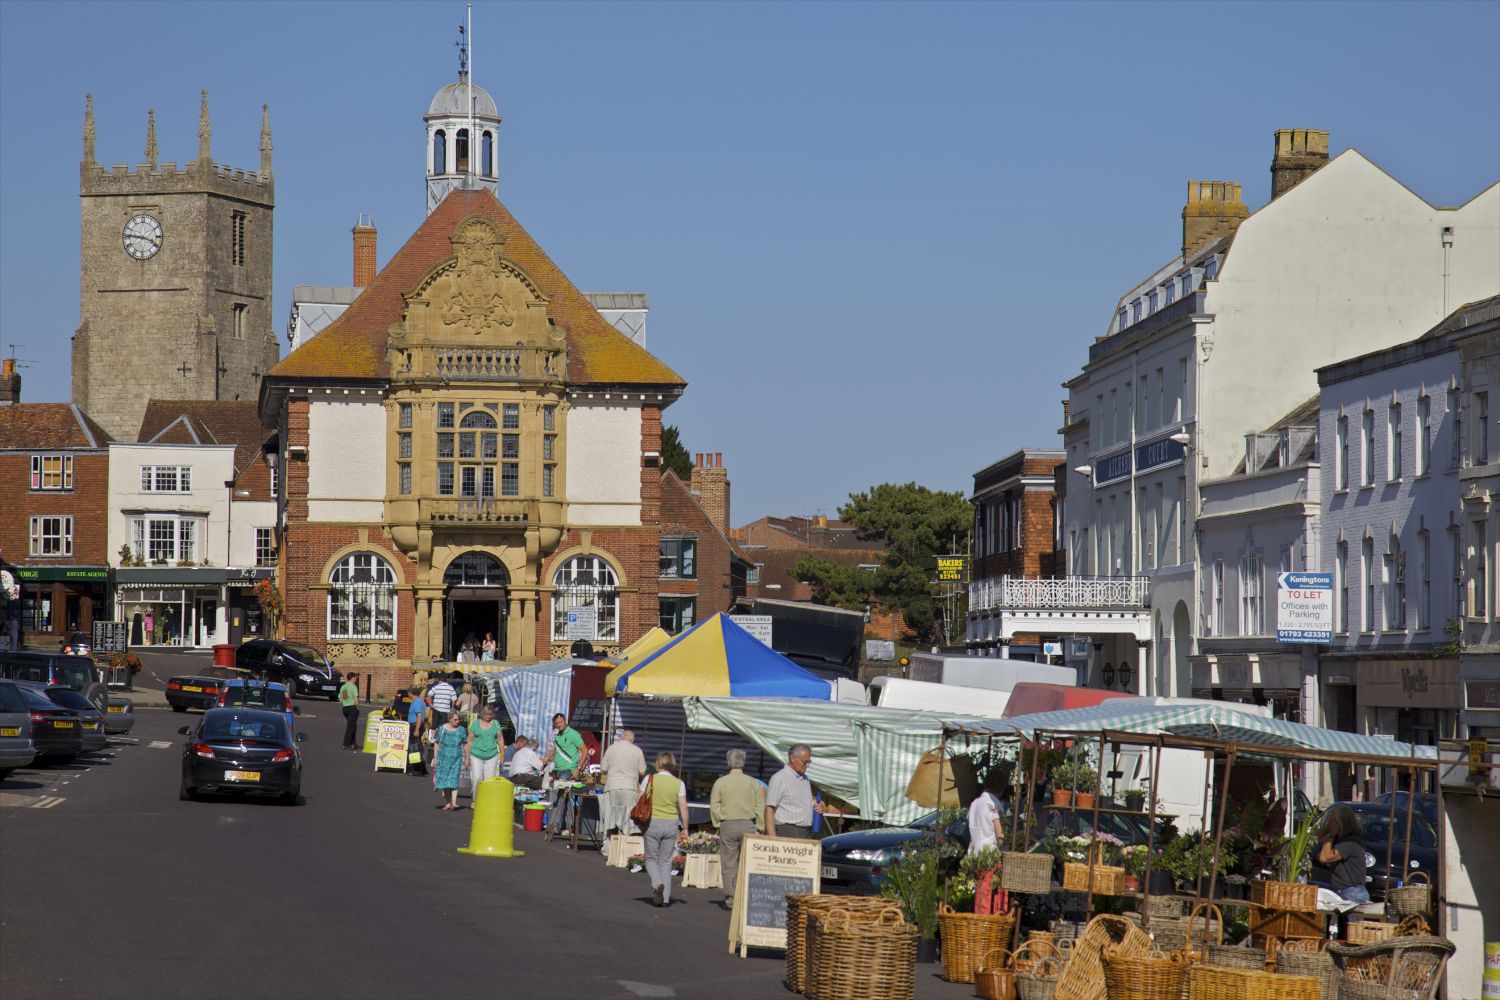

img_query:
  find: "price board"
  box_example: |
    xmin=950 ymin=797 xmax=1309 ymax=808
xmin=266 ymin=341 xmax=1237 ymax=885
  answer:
xmin=728 ymin=835 xmax=822 ymax=957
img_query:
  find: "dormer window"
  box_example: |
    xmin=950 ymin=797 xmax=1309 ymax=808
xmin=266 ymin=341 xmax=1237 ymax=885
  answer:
xmin=1132 ymin=299 xmax=1143 ymax=324
xmin=1147 ymin=291 xmax=1158 ymax=315
xmin=1205 ymin=257 xmax=1219 ymax=280
xmin=1164 ymin=282 xmax=1175 ymax=306
xmin=1181 ymin=274 xmax=1193 ymax=299
xmin=1118 ymin=307 xmax=1128 ymax=330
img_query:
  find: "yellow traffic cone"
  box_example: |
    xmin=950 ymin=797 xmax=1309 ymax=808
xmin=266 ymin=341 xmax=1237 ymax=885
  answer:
xmin=457 ymin=775 xmax=525 ymax=858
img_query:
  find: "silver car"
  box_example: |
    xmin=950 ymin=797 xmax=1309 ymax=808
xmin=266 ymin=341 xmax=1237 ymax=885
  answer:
xmin=42 ymin=687 xmax=108 ymax=754
xmin=103 ymin=696 xmax=136 ymax=735
xmin=0 ymin=680 xmax=37 ymax=778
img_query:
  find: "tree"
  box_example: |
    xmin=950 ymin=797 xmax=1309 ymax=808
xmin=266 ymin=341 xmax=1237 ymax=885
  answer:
xmin=839 ymin=482 xmax=972 ymax=644
xmin=791 ymin=556 xmax=877 ymax=612
xmin=660 ymin=425 xmax=692 ymax=481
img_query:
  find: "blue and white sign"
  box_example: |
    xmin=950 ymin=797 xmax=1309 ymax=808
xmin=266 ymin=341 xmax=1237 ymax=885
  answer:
xmin=1277 ymin=571 xmax=1333 ymax=644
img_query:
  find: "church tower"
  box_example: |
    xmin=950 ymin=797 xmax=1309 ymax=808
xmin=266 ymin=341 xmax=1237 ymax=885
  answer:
xmin=73 ymin=92 xmax=280 ymax=441
xmin=425 ymin=35 xmax=502 ymax=215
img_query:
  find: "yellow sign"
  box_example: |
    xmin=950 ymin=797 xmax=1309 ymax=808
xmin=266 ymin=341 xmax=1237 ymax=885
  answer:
xmin=374 ymin=719 xmax=411 ymax=773
xmin=935 ymin=556 xmax=967 ymax=583
xmin=728 ymin=834 xmax=822 ymax=957
xmin=1470 ymin=738 xmax=1488 ymax=778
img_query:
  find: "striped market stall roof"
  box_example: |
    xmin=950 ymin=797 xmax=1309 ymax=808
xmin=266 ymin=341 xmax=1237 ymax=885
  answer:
xmin=496 ymin=659 xmax=592 ymax=747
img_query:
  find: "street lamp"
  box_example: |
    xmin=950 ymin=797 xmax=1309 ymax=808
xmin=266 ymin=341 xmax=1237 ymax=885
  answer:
xmin=1101 ymin=662 xmax=1116 ymax=688
xmin=1117 ymin=661 xmax=1134 ymax=691
xmin=1074 ymin=465 xmax=1093 ymax=479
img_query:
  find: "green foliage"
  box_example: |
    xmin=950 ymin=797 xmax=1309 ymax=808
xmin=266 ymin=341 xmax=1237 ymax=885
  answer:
xmin=1160 ymin=833 xmax=1234 ymax=885
xmin=1122 ymin=787 xmax=1146 ymax=806
xmin=837 ymin=482 xmax=972 ymax=643
xmin=1051 ymin=758 xmax=1098 ymax=794
xmin=1279 ymin=805 xmax=1321 ymax=883
xmin=1436 ymin=619 xmax=1461 ymax=657
xmin=790 ymin=556 xmax=877 ymax=612
xmin=659 ymin=425 xmax=692 ymax=481
xmin=879 ymin=843 xmax=944 ymax=939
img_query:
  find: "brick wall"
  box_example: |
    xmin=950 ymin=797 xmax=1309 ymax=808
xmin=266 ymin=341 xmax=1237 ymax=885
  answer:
xmin=689 ymin=452 xmax=729 ymax=538
xmin=659 ymin=471 xmax=737 ymax=620
xmin=0 ymin=452 xmax=111 ymax=568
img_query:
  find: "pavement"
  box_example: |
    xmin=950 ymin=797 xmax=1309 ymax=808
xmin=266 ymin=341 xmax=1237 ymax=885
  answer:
xmin=0 ymin=693 xmax=977 ymax=1000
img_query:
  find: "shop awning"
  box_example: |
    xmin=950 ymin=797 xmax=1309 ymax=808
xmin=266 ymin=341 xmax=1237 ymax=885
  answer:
xmin=115 ymin=568 xmax=228 ymax=586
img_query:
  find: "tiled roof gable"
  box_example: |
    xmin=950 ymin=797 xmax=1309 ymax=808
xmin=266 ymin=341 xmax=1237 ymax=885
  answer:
xmin=0 ymin=403 xmax=113 ymax=450
xmin=270 ymin=190 xmax=684 ymax=388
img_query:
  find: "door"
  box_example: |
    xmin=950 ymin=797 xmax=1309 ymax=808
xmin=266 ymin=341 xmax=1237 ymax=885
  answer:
xmin=195 ymin=598 xmax=218 ymax=647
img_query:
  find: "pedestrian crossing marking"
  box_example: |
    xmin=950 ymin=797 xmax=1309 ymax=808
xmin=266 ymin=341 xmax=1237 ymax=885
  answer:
xmin=32 ymin=796 xmax=65 ymax=809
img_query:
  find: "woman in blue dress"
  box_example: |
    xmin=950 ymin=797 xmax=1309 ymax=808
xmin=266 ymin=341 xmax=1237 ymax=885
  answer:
xmin=433 ymin=711 xmax=466 ymax=810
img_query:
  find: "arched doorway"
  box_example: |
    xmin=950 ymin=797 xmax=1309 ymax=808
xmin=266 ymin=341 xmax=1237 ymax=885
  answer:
xmin=443 ymin=551 xmax=509 ymax=660
xmin=1172 ymin=601 xmax=1192 ymax=698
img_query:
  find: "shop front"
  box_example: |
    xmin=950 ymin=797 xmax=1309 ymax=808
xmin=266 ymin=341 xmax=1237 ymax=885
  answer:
xmin=12 ymin=565 xmax=110 ymax=640
xmin=1189 ymin=649 xmax=1316 ymax=722
xmin=1460 ymin=654 xmax=1500 ymax=740
xmin=224 ymin=568 xmax=276 ymax=645
xmin=1351 ymin=656 xmax=1461 ymax=796
xmin=113 ymin=568 xmax=228 ymax=649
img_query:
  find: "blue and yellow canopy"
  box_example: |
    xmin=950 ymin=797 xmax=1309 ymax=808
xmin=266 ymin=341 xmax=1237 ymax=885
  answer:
xmin=609 ymin=613 xmax=830 ymax=699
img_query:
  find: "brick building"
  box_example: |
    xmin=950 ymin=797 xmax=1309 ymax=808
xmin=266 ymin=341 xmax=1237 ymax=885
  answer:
xmin=259 ymin=73 xmax=686 ymax=695
xmin=966 ymin=449 xmax=1065 ymax=655
xmin=0 ymin=404 xmax=114 ymax=639
xmin=657 ymin=454 xmax=751 ymax=632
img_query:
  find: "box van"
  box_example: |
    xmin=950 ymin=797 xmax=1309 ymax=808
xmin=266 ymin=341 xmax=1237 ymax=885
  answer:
xmin=906 ymin=653 xmax=1077 ymax=692
xmin=868 ymin=677 xmax=1011 ymax=717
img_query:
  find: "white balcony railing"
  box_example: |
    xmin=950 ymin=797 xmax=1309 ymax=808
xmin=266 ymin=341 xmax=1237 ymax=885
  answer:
xmin=970 ymin=575 xmax=1150 ymax=612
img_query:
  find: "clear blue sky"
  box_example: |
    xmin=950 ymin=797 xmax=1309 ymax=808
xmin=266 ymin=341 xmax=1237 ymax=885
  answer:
xmin=2 ymin=1 xmax=1497 ymax=524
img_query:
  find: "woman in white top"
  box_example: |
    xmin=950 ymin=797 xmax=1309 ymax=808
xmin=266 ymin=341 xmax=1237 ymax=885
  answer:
xmin=966 ymin=769 xmax=1011 ymax=855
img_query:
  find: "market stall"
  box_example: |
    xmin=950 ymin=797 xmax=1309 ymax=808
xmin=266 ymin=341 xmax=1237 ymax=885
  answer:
xmin=607 ymin=612 xmax=830 ymax=700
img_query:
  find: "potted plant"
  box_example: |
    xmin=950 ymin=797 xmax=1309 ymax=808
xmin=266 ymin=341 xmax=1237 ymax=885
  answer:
xmin=627 ymin=853 xmax=646 ymax=873
xmin=880 ymin=842 xmax=943 ymax=962
xmin=1122 ymin=787 xmax=1146 ymax=812
xmin=1164 ymin=834 xmax=1235 ymax=895
xmin=1049 ymin=759 xmax=1076 ymax=806
xmin=1121 ymin=844 xmax=1150 ymax=893
xmin=1070 ymin=763 xmax=1100 ymax=809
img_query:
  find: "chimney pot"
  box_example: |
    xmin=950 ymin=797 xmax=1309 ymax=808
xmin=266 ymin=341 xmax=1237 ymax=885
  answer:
xmin=1270 ymin=128 xmax=1330 ymax=200
xmin=1182 ymin=177 xmax=1249 ymax=260
xmin=714 ymin=451 xmax=722 ymax=468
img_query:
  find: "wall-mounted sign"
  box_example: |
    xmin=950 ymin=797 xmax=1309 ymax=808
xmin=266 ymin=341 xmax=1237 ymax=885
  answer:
xmin=1277 ymin=571 xmax=1333 ymax=644
xmin=1091 ymin=435 xmax=1187 ymax=487
xmin=730 ymin=615 xmax=774 ymax=646
xmin=566 ymin=607 xmax=597 ymax=640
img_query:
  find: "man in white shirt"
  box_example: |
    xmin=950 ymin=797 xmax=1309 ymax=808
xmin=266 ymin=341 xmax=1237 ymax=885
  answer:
xmin=507 ymin=736 xmax=545 ymax=789
xmin=764 ymin=743 xmax=823 ymax=838
xmin=600 ymin=729 xmax=647 ymax=836
xmin=427 ymin=673 xmax=457 ymax=726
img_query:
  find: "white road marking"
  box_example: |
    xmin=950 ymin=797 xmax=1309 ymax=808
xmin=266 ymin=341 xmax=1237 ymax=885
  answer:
xmin=32 ymin=796 xmax=65 ymax=809
xmin=617 ymin=983 xmax=675 ymax=998
xmin=149 ymin=741 xmax=172 ymax=749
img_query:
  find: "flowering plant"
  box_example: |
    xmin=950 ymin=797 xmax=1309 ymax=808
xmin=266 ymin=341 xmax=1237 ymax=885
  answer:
xmin=1090 ymin=831 xmax=1125 ymax=865
xmin=1049 ymin=835 xmax=1092 ymax=863
xmin=1121 ymin=844 xmax=1151 ymax=876
xmin=672 ymin=853 xmax=687 ymax=869
xmin=628 ymin=853 xmax=646 ymax=867
xmin=108 ymin=651 xmax=143 ymax=675
xmin=253 ymin=578 xmax=283 ymax=635
xmin=681 ymin=831 xmax=721 ymax=855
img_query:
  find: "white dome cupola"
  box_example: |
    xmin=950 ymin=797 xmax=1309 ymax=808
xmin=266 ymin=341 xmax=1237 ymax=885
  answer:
xmin=424 ymin=60 xmax=501 ymax=214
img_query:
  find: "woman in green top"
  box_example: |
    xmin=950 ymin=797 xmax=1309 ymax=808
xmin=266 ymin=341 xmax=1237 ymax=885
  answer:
xmin=465 ymin=704 xmax=505 ymax=801
xmin=641 ymin=750 xmax=690 ymax=907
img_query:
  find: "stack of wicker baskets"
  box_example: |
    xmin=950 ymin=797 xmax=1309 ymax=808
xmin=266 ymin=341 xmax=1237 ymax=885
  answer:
xmin=1272 ymin=940 xmax=1340 ymax=1000
xmin=1204 ymin=941 xmax=1268 ymax=971
xmin=806 ymin=909 xmax=917 ymax=1000
xmin=1054 ymin=913 xmax=1151 ymax=1000
xmin=1186 ymin=964 xmax=1321 ymax=1000
xmin=785 ymin=895 xmax=899 ymax=995
xmin=937 ymin=902 xmax=1015 ymax=983
xmin=1150 ymin=903 xmax=1219 ymax=954
xmin=1101 ymin=945 xmax=1190 ymax=1000
xmin=1001 ymin=850 xmax=1055 ymax=894
xmin=1016 ymin=955 xmax=1064 ymax=1000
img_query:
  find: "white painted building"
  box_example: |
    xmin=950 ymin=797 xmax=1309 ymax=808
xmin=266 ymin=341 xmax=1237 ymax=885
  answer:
xmin=977 ymin=129 xmax=1500 ymax=700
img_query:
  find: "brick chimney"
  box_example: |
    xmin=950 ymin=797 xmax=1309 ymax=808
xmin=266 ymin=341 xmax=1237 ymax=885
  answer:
xmin=0 ymin=358 xmax=20 ymax=405
xmin=690 ymin=452 xmax=731 ymax=538
xmin=1181 ymin=181 xmax=1249 ymax=259
xmin=1270 ymin=129 xmax=1329 ymax=199
xmin=352 ymin=215 xmax=377 ymax=287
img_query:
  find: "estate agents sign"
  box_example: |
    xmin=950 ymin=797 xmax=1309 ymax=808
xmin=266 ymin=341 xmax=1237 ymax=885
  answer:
xmin=1276 ymin=571 xmax=1333 ymax=644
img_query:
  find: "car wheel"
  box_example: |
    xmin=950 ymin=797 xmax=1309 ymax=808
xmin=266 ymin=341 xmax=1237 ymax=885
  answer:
xmin=180 ymin=780 xmax=197 ymax=801
xmin=171 ymin=705 xmax=187 ymax=713
xmin=284 ymin=677 xmax=297 ymax=699
xmin=281 ymin=788 xmax=301 ymax=806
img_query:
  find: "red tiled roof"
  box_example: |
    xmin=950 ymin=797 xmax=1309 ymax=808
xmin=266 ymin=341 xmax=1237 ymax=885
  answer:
xmin=0 ymin=403 xmax=112 ymax=450
xmin=270 ymin=189 xmax=684 ymax=387
xmin=137 ymin=399 xmax=270 ymax=475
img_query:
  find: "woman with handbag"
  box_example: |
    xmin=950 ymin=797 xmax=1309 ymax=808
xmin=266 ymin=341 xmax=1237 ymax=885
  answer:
xmin=637 ymin=751 xmax=690 ymax=908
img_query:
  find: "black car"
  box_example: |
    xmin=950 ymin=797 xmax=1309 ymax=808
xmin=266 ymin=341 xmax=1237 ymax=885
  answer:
xmin=234 ymin=640 xmax=342 ymax=700
xmin=0 ymin=651 xmax=107 ymax=712
xmin=1371 ymin=791 xmax=1438 ymax=826
xmin=12 ymin=682 xmax=85 ymax=762
xmin=43 ymin=687 xmax=107 ymax=753
xmin=58 ymin=631 xmax=92 ymax=658
xmin=1309 ymin=801 xmax=1440 ymax=901
xmin=179 ymin=708 xmax=304 ymax=804
xmin=165 ymin=666 xmax=243 ymax=712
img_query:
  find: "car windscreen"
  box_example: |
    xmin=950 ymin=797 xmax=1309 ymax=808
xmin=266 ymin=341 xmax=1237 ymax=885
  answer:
xmin=53 ymin=661 xmax=96 ymax=688
xmin=281 ymin=644 xmax=326 ymax=665
xmin=46 ymin=689 xmax=96 ymax=711
xmin=224 ymin=688 xmax=281 ymax=708
xmin=202 ymin=715 xmax=288 ymax=743
xmin=1361 ymin=813 xmax=1437 ymax=850
xmin=0 ymin=683 xmax=30 ymax=712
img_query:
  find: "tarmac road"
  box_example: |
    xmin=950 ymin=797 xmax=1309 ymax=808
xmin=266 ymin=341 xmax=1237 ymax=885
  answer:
xmin=0 ymin=691 xmax=976 ymax=1000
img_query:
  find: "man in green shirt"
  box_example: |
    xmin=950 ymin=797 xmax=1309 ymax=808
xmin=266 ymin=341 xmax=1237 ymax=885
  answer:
xmin=546 ymin=712 xmax=587 ymax=834
xmin=338 ymin=672 xmax=360 ymax=750
xmin=711 ymin=748 xmax=766 ymax=907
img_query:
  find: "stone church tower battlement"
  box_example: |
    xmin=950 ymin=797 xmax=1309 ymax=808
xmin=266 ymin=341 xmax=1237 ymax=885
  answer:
xmin=73 ymin=92 xmax=279 ymax=441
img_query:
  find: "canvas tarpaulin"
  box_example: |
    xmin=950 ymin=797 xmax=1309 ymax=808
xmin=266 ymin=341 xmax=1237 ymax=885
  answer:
xmin=495 ymin=659 xmax=590 ymax=747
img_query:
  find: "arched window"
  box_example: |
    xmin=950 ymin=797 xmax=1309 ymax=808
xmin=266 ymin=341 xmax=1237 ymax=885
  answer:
xmin=455 ymin=128 xmax=470 ymax=173
xmin=444 ymin=551 xmax=508 ymax=587
xmin=551 ymin=555 xmax=619 ymax=642
xmin=433 ymin=130 xmax=447 ymax=174
xmin=328 ymin=552 xmax=397 ymax=640
xmin=482 ymin=131 xmax=494 ymax=176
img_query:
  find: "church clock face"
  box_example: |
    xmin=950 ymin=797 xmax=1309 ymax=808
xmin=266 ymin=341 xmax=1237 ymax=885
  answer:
xmin=122 ymin=214 xmax=163 ymax=260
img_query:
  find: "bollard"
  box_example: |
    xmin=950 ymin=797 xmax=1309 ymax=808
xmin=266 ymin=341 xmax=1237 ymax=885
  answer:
xmin=457 ymin=776 xmax=525 ymax=858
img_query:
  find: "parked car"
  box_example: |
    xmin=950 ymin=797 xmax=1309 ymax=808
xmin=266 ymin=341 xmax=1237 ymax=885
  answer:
xmin=0 ymin=680 xmax=38 ymax=778
xmin=179 ymin=708 xmax=304 ymax=804
xmin=234 ymin=640 xmax=342 ymax=700
xmin=1371 ymin=791 xmax=1438 ymax=826
xmin=10 ymin=682 xmax=84 ymax=763
xmin=0 ymin=651 xmax=107 ymax=711
xmin=103 ymin=696 xmax=136 ymax=735
xmin=217 ymin=679 xmax=298 ymax=732
xmin=58 ymin=631 xmax=93 ymax=658
xmin=42 ymin=687 xmax=106 ymax=753
xmin=1308 ymin=801 xmax=1440 ymax=901
xmin=164 ymin=665 xmax=251 ymax=712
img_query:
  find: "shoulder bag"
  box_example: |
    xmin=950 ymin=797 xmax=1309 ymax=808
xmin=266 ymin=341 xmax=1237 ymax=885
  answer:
xmin=630 ymin=775 xmax=655 ymax=825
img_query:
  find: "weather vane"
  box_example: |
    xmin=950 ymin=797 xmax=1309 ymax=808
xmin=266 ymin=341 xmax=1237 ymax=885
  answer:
xmin=456 ymin=23 xmax=468 ymax=76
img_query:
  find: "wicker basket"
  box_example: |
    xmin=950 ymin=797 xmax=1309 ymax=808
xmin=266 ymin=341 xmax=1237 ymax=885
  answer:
xmin=1185 ymin=964 xmax=1321 ymax=1000
xmin=937 ymin=903 xmax=1015 ymax=984
xmin=1053 ymin=913 xmax=1152 ymax=1000
xmin=1061 ymin=861 xmax=1127 ymax=895
xmin=974 ymin=948 xmax=1016 ymax=1000
xmin=1182 ymin=903 xmax=1225 ymax=963
xmin=807 ymin=908 xmax=917 ymax=1000
xmin=789 ymin=896 xmax=898 ymax=995
xmin=1386 ymin=872 xmax=1431 ymax=918
xmin=1273 ymin=947 xmax=1339 ymax=1000
xmin=1327 ymin=935 xmax=1456 ymax=1000
xmin=1016 ymin=956 xmax=1063 ymax=1000
xmin=1001 ymin=851 xmax=1055 ymax=894
xmin=1248 ymin=903 xmax=1324 ymax=941
xmin=1011 ymin=940 xmax=1058 ymax=974
xmin=1205 ymin=942 xmax=1267 ymax=971
xmin=1346 ymin=920 xmax=1399 ymax=946
xmin=1102 ymin=945 xmax=1190 ymax=1000
xmin=1146 ymin=895 xmax=1187 ymax=920
xmin=1249 ymin=879 xmax=1319 ymax=912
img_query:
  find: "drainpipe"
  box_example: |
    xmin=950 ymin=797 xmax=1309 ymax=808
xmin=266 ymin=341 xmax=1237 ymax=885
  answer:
xmin=1441 ymin=227 xmax=1454 ymax=318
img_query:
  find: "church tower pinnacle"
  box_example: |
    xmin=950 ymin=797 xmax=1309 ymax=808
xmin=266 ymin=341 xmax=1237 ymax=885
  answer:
xmin=144 ymin=109 xmax=158 ymax=168
xmin=260 ymin=104 xmax=273 ymax=177
xmin=197 ymin=89 xmax=212 ymax=163
xmin=82 ymin=93 xmax=95 ymax=164
xmin=424 ymin=21 xmax=501 ymax=214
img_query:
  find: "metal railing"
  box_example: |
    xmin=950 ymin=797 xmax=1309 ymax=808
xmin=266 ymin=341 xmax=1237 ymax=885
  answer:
xmin=970 ymin=575 xmax=1151 ymax=611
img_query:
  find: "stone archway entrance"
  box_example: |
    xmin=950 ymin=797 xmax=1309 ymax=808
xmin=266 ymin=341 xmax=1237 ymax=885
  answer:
xmin=443 ymin=551 xmax=509 ymax=660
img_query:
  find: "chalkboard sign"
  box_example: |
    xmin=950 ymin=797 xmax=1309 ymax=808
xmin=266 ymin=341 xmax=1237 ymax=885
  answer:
xmin=571 ymin=697 xmax=607 ymax=732
xmin=728 ymin=835 xmax=821 ymax=956
xmin=92 ymin=621 xmax=129 ymax=654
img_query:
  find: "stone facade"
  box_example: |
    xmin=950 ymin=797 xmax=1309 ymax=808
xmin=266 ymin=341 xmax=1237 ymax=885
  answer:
xmin=73 ymin=93 xmax=279 ymax=441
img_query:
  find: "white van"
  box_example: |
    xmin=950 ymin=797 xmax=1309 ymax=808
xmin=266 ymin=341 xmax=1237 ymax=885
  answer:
xmin=867 ymin=677 xmax=1011 ymax=717
xmin=906 ymin=653 xmax=1078 ymax=692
